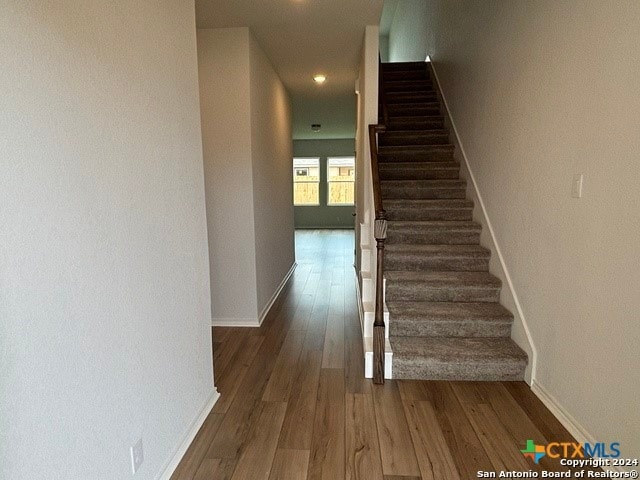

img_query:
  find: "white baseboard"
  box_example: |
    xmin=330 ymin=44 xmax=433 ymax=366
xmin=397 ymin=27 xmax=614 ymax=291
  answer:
xmin=531 ymin=380 xmax=593 ymax=444
xmin=427 ymin=59 xmax=538 ymax=384
xmin=157 ymin=388 xmax=220 ymax=480
xmin=212 ymin=317 xmax=260 ymax=327
xmin=257 ymin=262 xmax=297 ymax=325
xmin=530 ymin=381 xmax=626 ymax=473
xmin=212 ymin=263 xmax=296 ymax=328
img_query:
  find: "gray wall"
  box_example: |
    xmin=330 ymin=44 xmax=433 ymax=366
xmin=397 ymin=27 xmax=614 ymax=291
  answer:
xmin=388 ymin=0 xmax=428 ymax=62
xmin=1 ymin=2 xmax=215 ymax=478
xmin=249 ymin=33 xmax=296 ymax=318
xmin=198 ymin=28 xmax=295 ymax=326
xmin=293 ymin=139 xmax=356 ymax=229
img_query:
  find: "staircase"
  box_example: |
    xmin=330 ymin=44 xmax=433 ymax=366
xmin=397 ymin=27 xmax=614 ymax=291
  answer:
xmin=378 ymin=61 xmax=527 ymax=381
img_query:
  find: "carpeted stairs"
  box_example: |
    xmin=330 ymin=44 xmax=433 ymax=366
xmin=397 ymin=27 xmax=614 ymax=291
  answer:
xmin=378 ymin=61 xmax=528 ymax=381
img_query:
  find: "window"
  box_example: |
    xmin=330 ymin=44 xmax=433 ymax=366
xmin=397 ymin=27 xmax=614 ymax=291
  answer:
xmin=327 ymin=157 xmax=355 ymax=205
xmin=293 ymin=157 xmax=320 ymax=205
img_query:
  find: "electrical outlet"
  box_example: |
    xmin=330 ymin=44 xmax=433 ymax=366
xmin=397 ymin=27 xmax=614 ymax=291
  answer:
xmin=572 ymin=174 xmax=584 ymax=198
xmin=130 ymin=438 xmax=144 ymax=475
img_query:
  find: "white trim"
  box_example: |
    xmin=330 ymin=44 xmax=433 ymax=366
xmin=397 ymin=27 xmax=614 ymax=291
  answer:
xmin=157 ymin=388 xmax=220 ymax=480
xmin=531 ymin=380 xmax=626 ymax=472
xmin=357 ymin=273 xmax=393 ymax=380
xmin=212 ymin=262 xmax=296 ymax=328
xmin=531 ymin=380 xmax=593 ymax=444
xmin=428 ymin=59 xmax=538 ymax=384
xmin=355 ymin=273 xmax=365 ymax=332
xmin=530 ymin=381 xmax=627 ymax=473
xmin=257 ymin=262 xmax=297 ymax=325
xmin=212 ymin=317 xmax=260 ymax=327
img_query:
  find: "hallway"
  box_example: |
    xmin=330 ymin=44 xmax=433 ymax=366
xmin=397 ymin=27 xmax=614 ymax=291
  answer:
xmin=172 ymin=230 xmax=583 ymax=480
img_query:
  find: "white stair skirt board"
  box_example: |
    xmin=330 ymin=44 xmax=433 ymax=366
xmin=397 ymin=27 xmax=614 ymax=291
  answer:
xmin=158 ymin=388 xmax=220 ymax=480
xmin=360 ymin=247 xmax=372 ymax=275
xmin=361 ymin=277 xmax=388 ymax=336
xmin=356 ymin=276 xmax=392 ymax=380
xmin=362 ymin=302 xmax=389 ymax=339
xmin=363 ymin=337 xmax=393 ymax=379
xmin=360 ymin=222 xmax=371 ymax=247
xmin=360 ymin=274 xmax=374 ymax=305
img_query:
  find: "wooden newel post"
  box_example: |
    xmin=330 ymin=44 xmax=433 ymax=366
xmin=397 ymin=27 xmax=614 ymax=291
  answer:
xmin=373 ymin=217 xmax=387 ymax=384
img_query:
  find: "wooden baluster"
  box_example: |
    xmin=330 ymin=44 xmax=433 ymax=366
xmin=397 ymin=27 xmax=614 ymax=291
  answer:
xmin=373 ymin=217 xmax=387 ymax=384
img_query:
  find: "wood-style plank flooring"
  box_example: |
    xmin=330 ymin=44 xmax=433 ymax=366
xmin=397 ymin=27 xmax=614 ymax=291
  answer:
xmin=172 ymin=230 xmax=588 ymax=480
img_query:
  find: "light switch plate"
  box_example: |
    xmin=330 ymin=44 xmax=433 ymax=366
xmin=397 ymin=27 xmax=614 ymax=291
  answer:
xmin=130 ymin=438 xmax=144 ymax=474
xmin=572 ymin=174 xmax=583 ymax=198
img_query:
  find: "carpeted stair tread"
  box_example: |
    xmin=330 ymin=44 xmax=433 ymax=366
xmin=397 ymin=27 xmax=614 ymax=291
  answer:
xmin=389 ymin=336 xmax=527 ymax=381
xmin=379 ymin=130 xmax=450 ymax=146
xmin=387 ymin=116 xmax=444 ymax=130
xmin=381 ymin=61 xmax=429 ymax=70
xmin=378 ymin=150 xmax=455 ymax=163
xmin=381 ymin=129 xmax=449 ymax=136
xmin=379 ymin=162 xmax=460 ymax=180
xmin=387 ymin=220 xmax=481 ymax=229
xmin=387 ymin=301 xmax=513 ymax=337
xmin=387 ymin=220 xmax=482 ymax=245
xmin=385 ymin=271 xmax=501 ymax=303
xmin=379 ymin=143 xmax=453 ymax=152
xmin=381 ymin=179 xmax=467 ymax=199
xmin=385 ymin=244 xmax=490 ymax=271
xmin=385 ymin=270 xmax=501 ymax=286
xmin=384 ymin=80 xmax=433 ymax=92
xmin=384 ymin=199 xmax=474 ymax=221
xmin=385 ymin=92 xmax=438 ymax=103
xmin=387 ymin=102 xmax=441 ymax=115
xmin=382 ymin=179 xmax=465 ymax=187
xmin=382 ymin=72 xmax=429 ymax=81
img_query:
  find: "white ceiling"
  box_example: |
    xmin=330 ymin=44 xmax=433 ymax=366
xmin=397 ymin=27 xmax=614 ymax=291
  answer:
xmin=195 ymin=0 xmax=383 ymax=139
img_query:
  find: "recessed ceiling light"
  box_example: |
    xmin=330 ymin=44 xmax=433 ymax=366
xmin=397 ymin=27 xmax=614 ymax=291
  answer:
xmin=313 ymin=74 xmax=326 ymax=84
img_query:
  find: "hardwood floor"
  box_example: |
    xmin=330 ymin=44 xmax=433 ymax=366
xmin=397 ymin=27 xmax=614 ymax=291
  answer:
xmin=172 ymin=230 xmax=586 ymax=480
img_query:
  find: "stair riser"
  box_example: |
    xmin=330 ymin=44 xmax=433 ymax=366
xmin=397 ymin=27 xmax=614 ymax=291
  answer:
xmin=388 ymin=105 xmax=440 ymax=116
xmin=379 ymin=134 xmax=450 ymax=146
xmin=387 ymin=118 xmax=444 ymax=130
xmin=379 ymin=151 xmax=454 ymax=163
xmin=390 ymin=320 xmax=512 ymax=338
xmin=379 ymin=168 xmax=459 ymax=180
xmin=382 ymin=70 xmax=428 ymax=80
xmin=385 ymin=93 xmax=438 ymax=103
xmin=386 ymin=254 xmax=490 ymax=272
xmin=382 ymin=62 xmax=427 ymax=70
xmin=384 ymin=83 xmax=434 ymax=93
xmin=382 ymin=186 xmax=466 ymax=199
xmin=385 ymin=208 xmax=473 ymax=221
xmin=391 ymin=359 xmax=526 ymax=381
xmin=387 ymin=230 xmax=481 ymax=245
xmin=386 ymin=283 xmax=501 ymax=303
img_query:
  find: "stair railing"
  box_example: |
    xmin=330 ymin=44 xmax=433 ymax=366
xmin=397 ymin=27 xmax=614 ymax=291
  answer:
xmin=369 ymin=58 xmax=388 ymax=384
xmin=368 ymin=123 xmax=387 ymax=384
